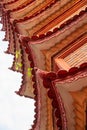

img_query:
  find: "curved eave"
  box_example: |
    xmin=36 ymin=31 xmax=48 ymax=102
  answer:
xmin=1 ymin=0 xmax=19 ymax=5
xmin=19 ymin=7 xmax=87 ymax=43
xmin=13 ymin=0 xmax=60 ymax=23
xmin=17 ymin=10 xmax=87 ymax=98
xmin=4 ymin=0 xmax=31 ymax=10
xmin=15 ymin=62 xmax=87 ymax=130
xmin=15 ymin=46 xmax=35 ymax=98
xmin=53 ymin=65 xmax=87 ymax=130
xmin=3 ymin=0 xmax=34 ymax=13
xmin=38 ymin=62 xmax=87 ymax=129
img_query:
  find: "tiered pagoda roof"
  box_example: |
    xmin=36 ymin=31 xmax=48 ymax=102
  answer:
xmin=0 ymin=0 xmax=87 ymax=130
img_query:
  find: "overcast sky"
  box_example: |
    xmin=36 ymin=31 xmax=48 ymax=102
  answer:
xmin=0 ymin=22 xmax=35 ymax=130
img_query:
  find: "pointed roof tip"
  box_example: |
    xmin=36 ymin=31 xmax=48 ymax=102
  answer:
xmin=15 ymin=91 xmax=23 ymax=96
xmin=4 ymin=50 xmax=14 ymax=55
xmin=3 ymin=37 xmax=7 ymax=41
xmin=8 ymin=67 xmax=14 ymax=71
xmin=0 ymin=28 xmax=5 ymax=31
xmin=15 ymin=91 xmax=19 ymax=94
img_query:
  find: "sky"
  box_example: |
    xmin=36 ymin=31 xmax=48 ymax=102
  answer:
xmin=0 ymin=21 xmax=35 ymax=130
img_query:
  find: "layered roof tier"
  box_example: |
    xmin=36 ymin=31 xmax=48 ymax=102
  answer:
xmin=0 ymin=0 xmax=87 ymax=130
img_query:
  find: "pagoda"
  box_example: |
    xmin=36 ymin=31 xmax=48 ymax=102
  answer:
xmin=0 ymin=0 xmax=87 ymax=130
